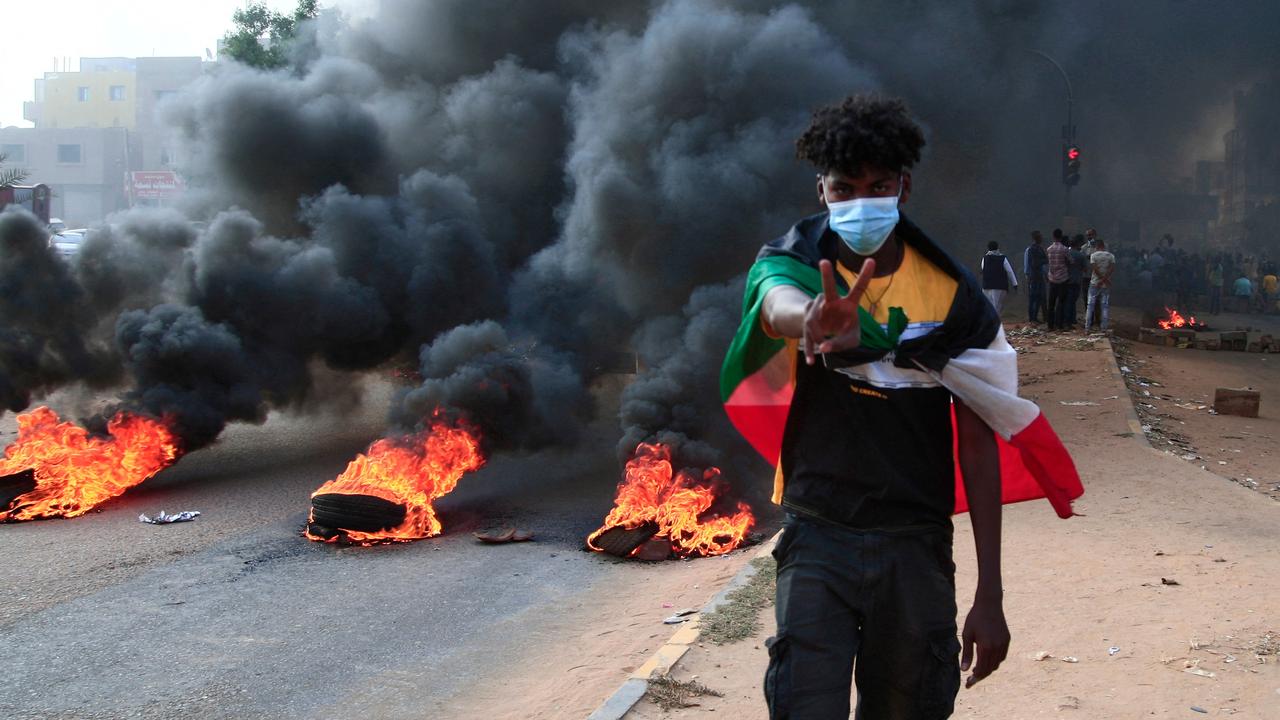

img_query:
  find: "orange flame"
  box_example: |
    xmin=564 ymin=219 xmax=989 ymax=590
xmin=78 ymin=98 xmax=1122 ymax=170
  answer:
xmin=0 ymin=406 xmax=180 ymax=521
xmin=587 ymin=442 xmax=753 ymax=558
xmin=1157 ymin=306 xmax=1199 ymax=330
xmin=305 ymin=418 xmax=485 ymax=544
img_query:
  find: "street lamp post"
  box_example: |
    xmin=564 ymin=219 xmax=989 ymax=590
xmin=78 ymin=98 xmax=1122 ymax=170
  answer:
xmin=1028 ymin=50 xmax=1076 ymax=217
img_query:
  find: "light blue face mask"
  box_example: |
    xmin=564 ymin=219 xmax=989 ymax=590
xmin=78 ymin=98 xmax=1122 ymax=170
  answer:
xmin=826 ymin=175 xmax=903 ymax=256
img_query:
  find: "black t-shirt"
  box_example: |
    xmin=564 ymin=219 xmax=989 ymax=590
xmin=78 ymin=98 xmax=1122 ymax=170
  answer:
xmin=778 ymin=243 xmax=960 ymax=532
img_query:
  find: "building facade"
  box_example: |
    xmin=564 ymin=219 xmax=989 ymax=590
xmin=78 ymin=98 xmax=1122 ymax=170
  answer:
xmin=0 ymin=126 xmax=132 ymax=226
xmin=7 ymin=56 xmax=210 ymax=226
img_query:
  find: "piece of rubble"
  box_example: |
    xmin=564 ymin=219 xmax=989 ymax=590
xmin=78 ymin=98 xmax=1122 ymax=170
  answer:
xmin=139 ymin=510 xmax=200 ymax=524
xmin=473 ymin=528 xmax=535 ymax=544
xmin=1213 ymin=387 xmax=1260 ymax=418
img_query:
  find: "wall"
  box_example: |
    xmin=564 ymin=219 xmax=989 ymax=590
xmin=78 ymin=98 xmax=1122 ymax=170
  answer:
xmin=39 ymin=71 xmax=137 ymax=130
xmin=0 ymin=126 xmax=130 ymax=226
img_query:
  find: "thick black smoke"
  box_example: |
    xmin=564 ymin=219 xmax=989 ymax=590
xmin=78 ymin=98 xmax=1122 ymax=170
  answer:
xmin=2 ymin=0 xmax=1278 ymax=480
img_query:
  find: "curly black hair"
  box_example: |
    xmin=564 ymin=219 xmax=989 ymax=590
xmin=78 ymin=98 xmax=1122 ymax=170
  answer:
xmin=795 ymin=94 xmax=926 ymax=176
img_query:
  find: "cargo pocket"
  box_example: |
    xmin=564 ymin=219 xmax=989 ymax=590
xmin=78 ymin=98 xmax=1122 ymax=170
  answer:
xmin=917 ymin=630 xmax=961 ymax=719
xmin=763 ymin=634 xmax=790 ymax=719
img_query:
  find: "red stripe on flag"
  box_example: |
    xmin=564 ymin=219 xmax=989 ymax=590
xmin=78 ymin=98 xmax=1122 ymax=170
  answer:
xmin=953 ymin=410 xmax=1083 ymax=518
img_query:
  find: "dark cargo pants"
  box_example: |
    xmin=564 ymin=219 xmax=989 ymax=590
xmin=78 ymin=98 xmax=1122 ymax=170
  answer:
xmin=764 ymin=515 xmax=961 ymax=719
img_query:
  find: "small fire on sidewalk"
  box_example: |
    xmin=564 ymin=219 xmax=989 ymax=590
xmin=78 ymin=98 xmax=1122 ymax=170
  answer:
xmin=1157 ymin=307 xmax=1207 ymax=331
xmin=587 ymin=442 xmax=754 ymax=560
xmin=0 ymin=406 xmax=180 ymax=521
xmin=305 ymin=413 xmax=485 ymax=545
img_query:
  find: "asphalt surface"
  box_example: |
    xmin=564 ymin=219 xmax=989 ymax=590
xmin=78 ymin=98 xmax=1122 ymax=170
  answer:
xmin=0 ymin=377 xmax=642 ymax=719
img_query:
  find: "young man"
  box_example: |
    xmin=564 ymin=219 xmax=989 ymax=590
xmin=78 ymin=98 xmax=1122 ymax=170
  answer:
xmin=1045 ymin=230 xmax=1070 ymax=330
xmin=1023 ymin=231 xmax=1047 ymax=323
xmin=1085 ymin=238 xmax=1115 ymax=333
xmin=720 ymin=95 xmax=1083 ymax=719
xmin=980 ymin=241 xmax=1018 ymax=316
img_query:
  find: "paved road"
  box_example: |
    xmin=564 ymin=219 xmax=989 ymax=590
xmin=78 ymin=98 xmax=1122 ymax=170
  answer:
xmin=0 ymin=378 xmax=650 ymax=719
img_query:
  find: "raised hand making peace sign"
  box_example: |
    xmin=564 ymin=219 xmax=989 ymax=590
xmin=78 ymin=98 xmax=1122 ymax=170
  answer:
xmin=802 ymin=258 xmax=877 ymax=365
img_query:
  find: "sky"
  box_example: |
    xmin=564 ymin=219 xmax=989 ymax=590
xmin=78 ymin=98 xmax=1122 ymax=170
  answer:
xmin=0 ymin=0 xmax=364 ymax=127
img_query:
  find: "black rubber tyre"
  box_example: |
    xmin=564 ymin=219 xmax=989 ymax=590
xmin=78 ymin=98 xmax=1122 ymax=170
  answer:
xmin=591 ymin=521 xmax=660 ymax=557
xmin=0 ymin=469 xmax=37 ymax=511
xmin=310 ymin=493 xmax=406 ymax=533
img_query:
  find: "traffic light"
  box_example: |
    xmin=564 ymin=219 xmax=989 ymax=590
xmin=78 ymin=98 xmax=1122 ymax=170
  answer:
xmin=1063 ymin=144 xmax=1082 ymax=186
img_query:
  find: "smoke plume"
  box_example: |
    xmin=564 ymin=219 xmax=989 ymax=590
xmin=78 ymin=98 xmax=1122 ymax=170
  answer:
xmin=1 ymin=0 xmax=1278 ymax=485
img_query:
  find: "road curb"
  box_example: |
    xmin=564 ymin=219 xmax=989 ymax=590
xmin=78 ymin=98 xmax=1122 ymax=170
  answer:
xmin=1101 ymin=335 xmax=1153 ymax=448
xmin=586 ymin=532 xmax=780 ymax=720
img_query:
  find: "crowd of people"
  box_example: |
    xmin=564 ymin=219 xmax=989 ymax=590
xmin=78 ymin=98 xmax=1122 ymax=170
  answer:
xmin=1117 ymin=236 xmax=1278 ymax=316
xmin=981 ymin=227 xmax=1115 ymax=333
xmin=981 ymin=230 xmax=1280 ymax=331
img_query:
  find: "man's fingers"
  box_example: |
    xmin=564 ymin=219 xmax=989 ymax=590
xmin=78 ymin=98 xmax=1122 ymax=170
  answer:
xmin=819 ymin=259 xmax=840 ymax=301
xmin=845 ymin=258 xmax=877 ymax=304
xmin=960 ymin=635 xmax=973 ymax=672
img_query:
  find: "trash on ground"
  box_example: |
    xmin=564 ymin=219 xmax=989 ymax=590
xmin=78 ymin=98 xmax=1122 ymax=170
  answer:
xmin=473 ymin=528 xmax=534 ymax=543
xmin=1061 ymin=656 xmax=1079 ymax=663
xmin=1161 ymin=577 xmax=1181 ymax=586
xmin=1190 ymin=706 xmax=1208 ymax=714
xmin=1059 ymin=401 xmax=1100 ymax=406
xmin=1109 ymin=646 xmax=1120 ymax=656
xmin=1183 ymin=667 xmax=1216 ymax=678
xmin=138 ymin=510 xmax=200 ymax=524
xmin=1034 ymin=650 xmax=1053 ymax=661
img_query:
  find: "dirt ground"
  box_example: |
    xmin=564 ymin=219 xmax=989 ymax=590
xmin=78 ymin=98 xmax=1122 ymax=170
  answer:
xmin=622 ymin=315 xmax=1280 ymax=719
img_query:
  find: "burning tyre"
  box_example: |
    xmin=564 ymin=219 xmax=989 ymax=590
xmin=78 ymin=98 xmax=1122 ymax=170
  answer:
xmin=305 ymin=414 xmax=485 ymax=545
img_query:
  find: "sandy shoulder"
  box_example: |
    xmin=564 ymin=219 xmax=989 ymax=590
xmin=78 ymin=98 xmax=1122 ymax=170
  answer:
xmin=625 ymin=327 xmax=1280 ymax=719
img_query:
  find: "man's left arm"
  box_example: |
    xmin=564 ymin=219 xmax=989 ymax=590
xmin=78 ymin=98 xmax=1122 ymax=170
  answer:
xmin=954 ymin=398 xmax=1010 ymax=688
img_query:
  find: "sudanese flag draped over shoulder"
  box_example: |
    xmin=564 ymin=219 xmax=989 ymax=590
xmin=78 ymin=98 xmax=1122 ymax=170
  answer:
xmin=719 ymin=213 xmax=1084 ymax=518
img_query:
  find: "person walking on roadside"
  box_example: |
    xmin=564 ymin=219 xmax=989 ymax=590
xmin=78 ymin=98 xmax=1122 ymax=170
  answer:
xmin=1045 ymin=230 xmax=1070 ymax=330
xmin=721 ymin=94 xmax=1066 ymax=720
xmin=1085 ymin=238 xmax=1116 ymax=333
xmin=981 ymin=241 xmax=1018 ymax=317
xmin=1023 ymin=231 xmax=1047 ymax=323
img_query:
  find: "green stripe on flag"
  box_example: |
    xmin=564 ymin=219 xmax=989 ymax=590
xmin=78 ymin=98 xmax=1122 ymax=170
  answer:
xmin=720 ymin=255 xmax=905 ymax=402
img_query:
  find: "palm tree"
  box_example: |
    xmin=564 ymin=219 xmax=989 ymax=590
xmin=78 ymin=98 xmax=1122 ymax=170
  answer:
xmin=0 ymin=153 xmax=29 ymax=188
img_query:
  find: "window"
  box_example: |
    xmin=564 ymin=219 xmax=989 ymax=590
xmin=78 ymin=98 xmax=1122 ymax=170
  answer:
xmin=77 ymin=86 xmax=91 ymax=102
xmin=109 ymin=85 xmax=126 ymax=101
xmin=0 ymin=144 xmax=24 ymax=163
xmin=57 ymin=144 xmax=82 ymax=164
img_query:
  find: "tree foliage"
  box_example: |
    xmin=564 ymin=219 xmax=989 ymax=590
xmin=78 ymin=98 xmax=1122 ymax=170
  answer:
xmin=0 ymin=153 xmax=29 ymax=188
xmin=222 ymin=0 xmax=320 ymax=70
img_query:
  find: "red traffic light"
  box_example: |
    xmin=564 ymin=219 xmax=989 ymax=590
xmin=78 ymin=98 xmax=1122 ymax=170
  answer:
xmin=1067 ymin=146 xmax=1080 ymax=160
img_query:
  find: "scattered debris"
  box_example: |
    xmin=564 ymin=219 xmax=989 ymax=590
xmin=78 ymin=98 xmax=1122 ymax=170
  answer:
xmin=1059 ymin=401 xmax=1101 ymax=406
xmin=1108 ymin=646 xmax=1120 ymax=656
xmin=1183 ymin=667 xmax=1216 ymax=679
xmin=1034 ymin=650 xmax=1053 ymax=661
xmin=663 ymin=608 xmax=698 ymax=624
xmin=1190 ymin=706 xmax=1208 ymax=714
xmin=1057 ymin=696 xmax=1080 ymax=711
xmin=1061 ymin=656 xmax=1079 ymax=663
xmin=473 ymin=528 xmax=534 ymax=544
xmin=138 ymin=510 xmax=200 ymax=525
xmin=1162 ymin=577 xmax=1181 ymax=586
xmin=644 ymin=675 xmax=724 ymax=710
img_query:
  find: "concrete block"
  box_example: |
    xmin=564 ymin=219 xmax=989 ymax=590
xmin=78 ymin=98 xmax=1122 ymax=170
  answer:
xmin=1139 ymin=328 xmax=1167 ymax=345
xmin=1214 ymin=387 xmax=1260 ymax=418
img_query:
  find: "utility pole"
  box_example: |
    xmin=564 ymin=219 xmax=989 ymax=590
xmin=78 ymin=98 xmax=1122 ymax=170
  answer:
xmin=1028 ymin=50 xmax=1076 ymax=218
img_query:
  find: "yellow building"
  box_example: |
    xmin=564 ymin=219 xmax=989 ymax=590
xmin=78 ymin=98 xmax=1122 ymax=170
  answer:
xmin=38 ymin=71 xmax=137 ymax=130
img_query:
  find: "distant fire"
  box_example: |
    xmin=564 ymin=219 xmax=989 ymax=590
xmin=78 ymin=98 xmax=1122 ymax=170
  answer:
xmin=305 ymin=416 xmax=485 ymax=545
xmin=0 ymin=406 xmax=180 ymax=521
xmin=587 ymin=442 xmax=754 ymax=559
xmin=1157 ymin=307 xmax=1206 ymax=331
